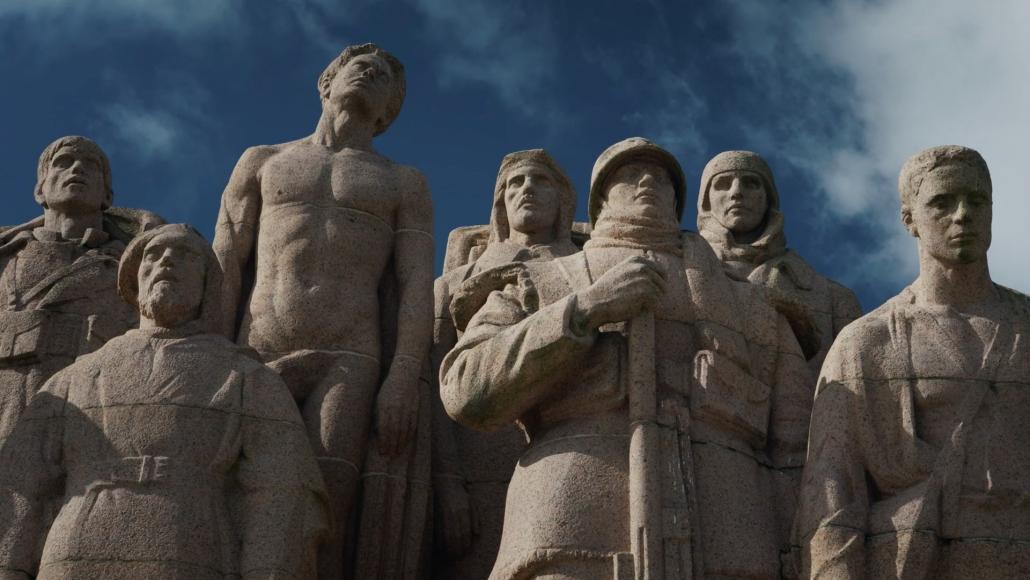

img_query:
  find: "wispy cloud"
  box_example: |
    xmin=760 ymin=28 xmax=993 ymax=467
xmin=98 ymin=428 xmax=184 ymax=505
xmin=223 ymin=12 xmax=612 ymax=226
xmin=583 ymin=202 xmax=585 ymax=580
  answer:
xmin=725 ymin=0 xmax=1030 ymax=294
xmin=0 ymin=0 xmax=243 ymax=38
xmin=410 ymin=0 xmax=560 ymax=119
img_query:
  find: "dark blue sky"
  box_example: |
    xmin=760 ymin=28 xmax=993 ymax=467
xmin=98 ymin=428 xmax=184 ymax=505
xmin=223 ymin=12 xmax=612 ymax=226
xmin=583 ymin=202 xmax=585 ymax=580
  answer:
xmin=3 ymin=0 xmax=1027 ymax=311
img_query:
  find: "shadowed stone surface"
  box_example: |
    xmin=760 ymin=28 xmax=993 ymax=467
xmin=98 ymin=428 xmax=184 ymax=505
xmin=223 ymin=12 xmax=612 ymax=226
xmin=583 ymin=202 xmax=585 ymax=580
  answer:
xmin=0 ymin=224 xmax=328 ymax=580
xmin=213 ymin=43 xmax=434 ymax=580
xmin=798 ymin=145 xmax=1030 ymax=579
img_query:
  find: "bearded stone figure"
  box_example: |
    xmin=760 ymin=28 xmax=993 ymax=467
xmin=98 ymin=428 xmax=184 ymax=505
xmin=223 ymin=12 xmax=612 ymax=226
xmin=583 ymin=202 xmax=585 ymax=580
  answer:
xmin=0 ymin=224 xmax=328 ymax=580
xmin=442 ymin=138 xmax=811 ymax=579
xmin=430 ymin=149 xmax=578 ymax=579
xmin=798 ymin=146 xmax=1030 ymax=579
xmin=697 ymin=151 xmax=862 ymax=373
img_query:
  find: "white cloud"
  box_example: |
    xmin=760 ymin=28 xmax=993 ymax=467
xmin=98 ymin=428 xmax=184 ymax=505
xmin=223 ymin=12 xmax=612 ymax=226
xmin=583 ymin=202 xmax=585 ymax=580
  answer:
xmin=410 ymin=0 xmax=559 ymax=118
xmin=0 ymin=0 xmax=243 ymax=37
xmin=727 ymin=0 xmax=1030 ymax=294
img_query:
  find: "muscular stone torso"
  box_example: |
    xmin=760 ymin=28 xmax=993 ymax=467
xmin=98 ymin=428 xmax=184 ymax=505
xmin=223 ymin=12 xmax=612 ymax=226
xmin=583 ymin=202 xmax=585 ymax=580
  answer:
xmin=240 ymin=143 xmax=410 ymax=358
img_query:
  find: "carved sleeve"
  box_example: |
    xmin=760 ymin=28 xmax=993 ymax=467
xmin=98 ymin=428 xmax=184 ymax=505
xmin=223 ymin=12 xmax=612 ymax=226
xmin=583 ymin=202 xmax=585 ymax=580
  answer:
xmin=237 ymin=366 xmax=330 ymax=580
xmin=440 ymin=289 xmax=595 ymax=432
xmin=798 ymin=340 xmax=869 ymax=579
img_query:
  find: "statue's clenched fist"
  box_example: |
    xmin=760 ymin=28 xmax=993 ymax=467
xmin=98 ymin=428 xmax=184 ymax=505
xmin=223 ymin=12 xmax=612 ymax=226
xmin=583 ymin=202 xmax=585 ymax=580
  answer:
xmin=573 ymin=253 xmax=666 ymax=332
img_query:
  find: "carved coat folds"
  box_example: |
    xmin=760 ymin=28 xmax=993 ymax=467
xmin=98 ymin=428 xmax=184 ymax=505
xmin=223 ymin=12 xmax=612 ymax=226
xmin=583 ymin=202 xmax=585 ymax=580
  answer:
xmin=798 ymin=285 xmax=1030 ymax=579
xmin=0 ymin=325 xmax=329 ymax=580
xmin=442 ymin=232 xmax=811 ymax=579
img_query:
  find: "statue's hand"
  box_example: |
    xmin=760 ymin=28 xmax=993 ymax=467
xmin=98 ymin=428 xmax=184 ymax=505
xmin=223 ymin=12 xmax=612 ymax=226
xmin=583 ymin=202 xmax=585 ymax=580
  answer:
xmin=574 ymin=253 xmax=665 ymax=331
xmin=435 ymin=477 xmax=477 ymax=558
xmin=376 ymin=366 xmax=420 ymax=456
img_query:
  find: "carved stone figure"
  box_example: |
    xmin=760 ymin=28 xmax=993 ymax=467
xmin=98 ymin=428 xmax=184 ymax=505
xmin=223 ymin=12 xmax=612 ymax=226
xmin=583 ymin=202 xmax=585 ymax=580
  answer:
xmin=441 ymin=137 xmax=811 ymax=579
xmin=431 ymin=150 xmax=578 ymax=579
xmin=213 ymin=43 xmax=434 ymax=579
xmin=697 ymin=151 xmax=862 ymax=373
xmin=798 ymin=146 xmax=1030 ymax=579
xmin=0 ymin=224 xmax=328 ymax=580
xmin=0 ymin=136 xmax=161 ymax=448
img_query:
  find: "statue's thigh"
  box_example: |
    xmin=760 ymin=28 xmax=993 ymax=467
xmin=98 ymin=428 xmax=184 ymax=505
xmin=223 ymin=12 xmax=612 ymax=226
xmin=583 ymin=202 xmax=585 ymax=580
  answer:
xmin=301 ymin=354 xmax=380 ymax=459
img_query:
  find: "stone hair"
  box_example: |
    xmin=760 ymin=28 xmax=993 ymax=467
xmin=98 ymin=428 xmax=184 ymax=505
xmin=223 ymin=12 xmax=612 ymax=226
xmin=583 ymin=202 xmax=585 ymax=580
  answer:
xmin=317 ymin=43 xmax=406 ymax=136
xmin=34 ymin=135 xmax=113 ymax=205
xmin=898 ymin=145 xmax=991 ymax=212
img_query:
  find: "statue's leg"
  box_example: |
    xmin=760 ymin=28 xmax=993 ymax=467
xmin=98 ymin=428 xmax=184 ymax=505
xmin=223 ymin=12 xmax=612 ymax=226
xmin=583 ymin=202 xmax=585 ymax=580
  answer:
xmin=301 ymin=352 xmax=381 ymax=580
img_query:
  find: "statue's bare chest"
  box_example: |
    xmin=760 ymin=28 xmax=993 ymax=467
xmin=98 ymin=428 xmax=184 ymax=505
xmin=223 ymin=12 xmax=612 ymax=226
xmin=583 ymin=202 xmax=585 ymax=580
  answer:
xmin=261 ymin=146 xmax=402 ymax=220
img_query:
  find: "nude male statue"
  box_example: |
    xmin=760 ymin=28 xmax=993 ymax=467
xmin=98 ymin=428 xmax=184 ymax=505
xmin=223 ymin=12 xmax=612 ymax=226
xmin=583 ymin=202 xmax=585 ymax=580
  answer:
xmin=213 ymin=43 xmax=433 ymax=580
xmin=798 ymin=146 xmax=1030 ymax=578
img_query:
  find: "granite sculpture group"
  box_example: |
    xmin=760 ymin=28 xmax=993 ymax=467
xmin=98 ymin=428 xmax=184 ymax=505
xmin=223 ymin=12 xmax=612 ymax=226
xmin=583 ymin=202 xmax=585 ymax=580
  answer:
xmin=0 ymin=43 xmax=1026 ymax=580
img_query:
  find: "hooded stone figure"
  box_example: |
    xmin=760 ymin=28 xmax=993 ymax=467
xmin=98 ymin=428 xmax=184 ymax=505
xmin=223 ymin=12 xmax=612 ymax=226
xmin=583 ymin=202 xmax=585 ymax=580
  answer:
xmin=0 ymin=224 xmax=329 ymax=580
xmin=441 ymin=137 xmax=812 ymax=579
xmin=697 ymin=150 xmax=862 ymax=373
xmin=430 ymin=149 xmax=579 ymax=579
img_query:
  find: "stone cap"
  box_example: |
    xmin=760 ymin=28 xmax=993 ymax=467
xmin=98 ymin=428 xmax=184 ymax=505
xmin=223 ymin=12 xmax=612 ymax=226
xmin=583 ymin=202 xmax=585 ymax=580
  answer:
xmin=588 ymin=137 xmax=685 ymax=227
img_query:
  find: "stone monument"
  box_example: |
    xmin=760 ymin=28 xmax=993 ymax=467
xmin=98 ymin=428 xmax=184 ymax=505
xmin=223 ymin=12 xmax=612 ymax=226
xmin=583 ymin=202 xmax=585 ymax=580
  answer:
xmin=431 ymin=149 xmax=578 ymax=579
xmin=0 ymin=136 xmax=161 ymax=447
xmin=213 ymin=43 xmax=434 ymax=579
xmin=0 ymin=224 xmax=328 ymax=580
xmin=797 ymin=145 xmax=1030 ymax=578
xmin=441 ymin=137 xmax=811 ymax=579
xmin=697 ymin=150 xmax=862 ymax=373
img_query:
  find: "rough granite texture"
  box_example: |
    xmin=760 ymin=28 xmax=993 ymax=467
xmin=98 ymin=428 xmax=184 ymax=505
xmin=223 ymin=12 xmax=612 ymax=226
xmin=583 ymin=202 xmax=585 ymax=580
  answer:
xmin=0 ymin=224 xmax=328 ymax=580
xmin=441 ymin=138 xmax=813 ymax=579
xmin=798 ymin=146 xmax=1030 ymax=579
xmin=212 ymin=43 xmax=434 ymax=580
xmin=430 ymin=149 xmax=580 ymax=580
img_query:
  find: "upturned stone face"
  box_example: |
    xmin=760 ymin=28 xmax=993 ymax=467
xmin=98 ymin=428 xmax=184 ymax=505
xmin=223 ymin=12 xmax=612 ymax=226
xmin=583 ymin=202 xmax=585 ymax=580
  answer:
xmin=0 ymin=136 xmax=161 ymax=453
xmin=212 ymin=43 xmax=434 ymax=580
xmin=799 ymin=145 xmax=1030 ymax=579
xmin=0 ymin=224 xmax=329 ymax=580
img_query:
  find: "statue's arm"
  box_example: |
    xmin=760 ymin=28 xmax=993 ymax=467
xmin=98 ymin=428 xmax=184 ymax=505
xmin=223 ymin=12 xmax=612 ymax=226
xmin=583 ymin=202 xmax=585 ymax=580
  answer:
xmin=0 ymin=379 xmax=68 ymax=579
xmin=213 ymin=146 xmax=270 ymax=340
xmin=798 ymin=342 xmax=869 ymax=579
xmin=391 ymin=168 xmax=435 ymax=365
xmin=238 ymin=368 xmax=330 ymax=579
xmin=375 ymin=169 xmax=435 ymax=456
xmin=440 ymin=290 xmax=595 ymax=432
xmin=830 ymin=282 xmax=863 ymax=338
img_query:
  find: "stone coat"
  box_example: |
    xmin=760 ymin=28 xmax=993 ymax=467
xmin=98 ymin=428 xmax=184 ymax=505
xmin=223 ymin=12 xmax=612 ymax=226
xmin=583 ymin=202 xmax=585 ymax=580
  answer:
xmin=442 ymin=233 xmax=811 ymax=579
xmin=798 ymin=285 xmax=1030 ymax=579
xmin=0 ymin=228 xmax=136 ymax=445
xmin=0 ymin=325 xmax=328 ymax=580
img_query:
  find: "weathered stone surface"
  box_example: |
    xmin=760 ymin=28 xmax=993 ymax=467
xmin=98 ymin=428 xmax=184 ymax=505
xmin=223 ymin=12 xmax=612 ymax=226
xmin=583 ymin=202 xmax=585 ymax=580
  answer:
xmin=697 ymin=150 xmax=862 ymax=373
xmin=0 ymin=136 xmax=162 ymax=450
xmin=0 ymin=224 xmax=328 ymax=580
xmin=441 ymin=137 xmax=811 ymax=579
xmin=430 ymin=149 xmax=579 ymax=580
xmin=213 ymin=43 xmax=434 ymax=580
xmin=798 ymin=145 xmax=1030 ymax=578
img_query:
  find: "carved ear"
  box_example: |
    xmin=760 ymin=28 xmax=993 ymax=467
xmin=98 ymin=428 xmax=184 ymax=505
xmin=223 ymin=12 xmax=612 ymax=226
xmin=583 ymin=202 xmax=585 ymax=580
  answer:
xmin=901 ymin=206 xmax=917 ymax=237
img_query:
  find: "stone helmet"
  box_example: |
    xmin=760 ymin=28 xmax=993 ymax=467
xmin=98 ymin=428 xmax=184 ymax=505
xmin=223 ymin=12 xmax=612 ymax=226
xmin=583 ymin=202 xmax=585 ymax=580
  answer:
xmin=588 ymin=137 xmax=686 ymax=227
xmin=697 ymin=150 xmax=780 ymax=215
